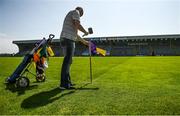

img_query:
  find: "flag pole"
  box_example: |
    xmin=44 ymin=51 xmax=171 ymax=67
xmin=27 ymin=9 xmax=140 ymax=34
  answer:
xmin=89 ymin=39 xmax=92 ymax=83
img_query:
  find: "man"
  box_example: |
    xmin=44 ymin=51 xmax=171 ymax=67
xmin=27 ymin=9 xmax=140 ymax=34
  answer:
xmin=60 ymin=7 xmax=89 ymax=89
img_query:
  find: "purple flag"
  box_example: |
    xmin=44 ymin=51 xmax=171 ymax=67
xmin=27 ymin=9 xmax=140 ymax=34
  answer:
xmin=89 ymin=42 xmax=107 ymax=56
xmin=90 ymin=42 xmax=97 ymax=55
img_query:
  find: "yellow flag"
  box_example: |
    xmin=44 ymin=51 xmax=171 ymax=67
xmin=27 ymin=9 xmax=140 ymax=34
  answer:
xmin=47 ymin=46 xmax=55 ymax=56
xmin=96 ymin=47 xmax=106 ymax=56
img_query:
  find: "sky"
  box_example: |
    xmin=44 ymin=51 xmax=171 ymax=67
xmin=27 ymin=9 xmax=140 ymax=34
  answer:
xmin=0 ymin=0 xmax=180 ymax=53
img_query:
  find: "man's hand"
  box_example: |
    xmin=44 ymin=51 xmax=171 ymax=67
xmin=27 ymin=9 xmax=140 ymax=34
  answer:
xmin=82 ymin=31 xmax=89 ymax=37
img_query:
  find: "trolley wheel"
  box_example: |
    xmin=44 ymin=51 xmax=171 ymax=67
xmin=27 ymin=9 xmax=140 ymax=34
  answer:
xmin=16 ymin=77 xmax=30 ymax=88
xmin=36 ymin=74 xmax=46 ymax=82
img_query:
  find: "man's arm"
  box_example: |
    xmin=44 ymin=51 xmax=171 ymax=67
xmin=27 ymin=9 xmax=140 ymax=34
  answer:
xmin=73 ymin=20 xmax=88 ymax=36
xmin=77 ymin=35 xmax=89 ymax=46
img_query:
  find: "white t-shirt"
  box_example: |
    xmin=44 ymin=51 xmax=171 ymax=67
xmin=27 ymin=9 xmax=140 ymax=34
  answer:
xmin=60 ymin=10 xmax=80 ymax=41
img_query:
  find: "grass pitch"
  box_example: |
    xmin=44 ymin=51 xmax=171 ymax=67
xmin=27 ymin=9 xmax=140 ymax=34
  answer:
xmin=0 ymin=56 xmax=180 ymax=115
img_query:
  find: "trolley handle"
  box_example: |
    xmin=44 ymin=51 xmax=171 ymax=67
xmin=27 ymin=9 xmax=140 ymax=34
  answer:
xmin=49 ymin=34 xmax=55 ymax=39
xmin=47 ymin=34 xmax=55 ymax=44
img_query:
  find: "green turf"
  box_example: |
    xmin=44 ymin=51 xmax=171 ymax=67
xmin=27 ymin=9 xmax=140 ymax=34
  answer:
xmin=0 ymin=56 xmax=180 ymax=115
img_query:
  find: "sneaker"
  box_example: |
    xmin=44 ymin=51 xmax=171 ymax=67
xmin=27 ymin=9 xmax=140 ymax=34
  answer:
xmin=59 ymin=86 xmax=66 ymax=90
xmin=66 ymin=86 xmax=76 ymax=90
xmin=59 ymin=86 xmax=76 ymax=90
xmin=70 ymin=83 xmax=76 ymax=86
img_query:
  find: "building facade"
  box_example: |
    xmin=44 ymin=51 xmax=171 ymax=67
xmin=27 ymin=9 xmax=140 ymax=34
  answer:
xmin=13 ymin=34 xmax=180 ymax=56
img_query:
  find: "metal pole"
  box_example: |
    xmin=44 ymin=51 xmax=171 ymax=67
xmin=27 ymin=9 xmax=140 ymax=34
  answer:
xmin=89 ymin=39 xmax=92 ymax=83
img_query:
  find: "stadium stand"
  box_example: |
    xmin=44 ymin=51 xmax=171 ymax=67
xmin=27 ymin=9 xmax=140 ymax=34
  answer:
xmin=13 ymin=34 xmax=180 ymax=56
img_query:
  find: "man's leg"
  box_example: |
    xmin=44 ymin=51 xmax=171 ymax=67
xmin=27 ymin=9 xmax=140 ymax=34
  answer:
xmin=60 ymin=56 xmax=70 ymax=87
xmin=65 ymin=41 xmax=75 ymax=86
xmin=60 ymin=39 xmax=74 ymax=88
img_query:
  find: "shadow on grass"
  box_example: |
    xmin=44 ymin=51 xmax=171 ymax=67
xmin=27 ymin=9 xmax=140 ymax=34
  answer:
xmin=5 ymin=84 xmax=38 ymax=96
xmin=21 ymin=87 xmax=74 ymax=109
xmin=21 ymin=83 xmax=99 ymax=109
